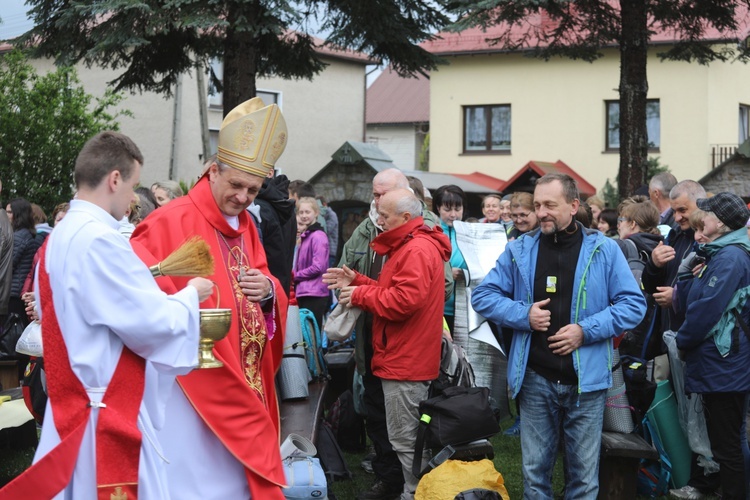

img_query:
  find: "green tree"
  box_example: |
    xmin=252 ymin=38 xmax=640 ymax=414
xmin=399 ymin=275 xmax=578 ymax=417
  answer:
xmin=17 ymin=1 xmax=449 ymax=116
xmin=446 ymin=0 xmax=750 ymax=200
xmin=0 ymin=50 xmax=128 ymax=212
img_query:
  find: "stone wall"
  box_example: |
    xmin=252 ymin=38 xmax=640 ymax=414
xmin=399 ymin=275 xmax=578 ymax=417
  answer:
xmin=310 ymin=164 xmax=377 ymax=204
xmin=702 ymin=160 xmax=750 ymax=197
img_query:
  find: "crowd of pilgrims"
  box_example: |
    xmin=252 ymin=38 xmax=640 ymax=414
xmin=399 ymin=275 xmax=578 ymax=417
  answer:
xmin=6 ymin=167 xmax=750 ymax=500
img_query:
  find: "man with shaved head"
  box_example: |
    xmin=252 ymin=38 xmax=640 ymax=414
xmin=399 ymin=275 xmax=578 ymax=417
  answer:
xmin=337 ymin=169 xmax=452 ymax=499
xmin=326 ymin=189 xmax=451 ymax=499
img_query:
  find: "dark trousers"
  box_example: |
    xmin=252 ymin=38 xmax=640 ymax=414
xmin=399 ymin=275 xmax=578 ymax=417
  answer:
xmin=689 ymin=392 xmax=749 ymax=499
xmin=363 ymin=319 xmax=404 ymax=487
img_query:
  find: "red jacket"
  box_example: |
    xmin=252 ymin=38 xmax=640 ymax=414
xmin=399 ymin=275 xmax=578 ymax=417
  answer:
xmin=351 ymin=216 xmax=451 ymax=381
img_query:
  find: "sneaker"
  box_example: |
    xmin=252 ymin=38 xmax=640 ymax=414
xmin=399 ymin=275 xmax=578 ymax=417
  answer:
xmin=504 ymin=416 xmax=521 ymax=436
xmin=357 ymin=479 xmax=402 ymax=500
xmin=360 ymin=451 xmax=375 ymax=474
xmin=669 ymin=485 xmax=707 ymax=499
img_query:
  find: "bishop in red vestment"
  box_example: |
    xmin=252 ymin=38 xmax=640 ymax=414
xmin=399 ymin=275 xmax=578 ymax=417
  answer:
xmin=131 ymin=98 xmax=289 ymax=499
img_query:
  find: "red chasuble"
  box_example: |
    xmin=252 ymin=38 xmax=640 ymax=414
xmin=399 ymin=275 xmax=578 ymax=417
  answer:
xmin=130 ymin=176 xmax=288 ymax=498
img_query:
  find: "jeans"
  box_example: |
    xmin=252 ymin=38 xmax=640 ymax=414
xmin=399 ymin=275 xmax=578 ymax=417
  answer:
xmin=518 ymin=369 xmax=607 ymax=500
xmin=382 ymin=379 xmax=431 ymax=500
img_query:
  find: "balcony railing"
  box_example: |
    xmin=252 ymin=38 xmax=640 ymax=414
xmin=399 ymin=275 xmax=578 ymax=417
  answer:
xmin=710 ymin=144 xmax=738 ymax=169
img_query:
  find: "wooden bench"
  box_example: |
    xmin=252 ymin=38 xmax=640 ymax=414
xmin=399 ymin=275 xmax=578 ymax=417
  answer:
xmin=279 ymin=380 xmax=328 ymax=447
xmin=0 ymin=361 xmax=19 ymax=391
xmin=598 ymin=431 xmax=658 ymax=499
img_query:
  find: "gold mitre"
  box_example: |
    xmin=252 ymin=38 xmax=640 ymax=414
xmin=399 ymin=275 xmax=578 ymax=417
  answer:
xmin=217 ymin=97 xmax=287 ymax=177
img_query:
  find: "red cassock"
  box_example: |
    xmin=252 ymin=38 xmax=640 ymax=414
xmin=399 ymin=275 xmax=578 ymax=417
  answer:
xmin=130 ymin=176 xmax=288 ymax=499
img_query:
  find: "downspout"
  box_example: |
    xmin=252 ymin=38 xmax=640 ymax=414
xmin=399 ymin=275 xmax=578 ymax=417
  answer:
xmin=196 ymin=66 xmax=211 ymax=163
xmin=363 ymin=64 xmax=381 ymax=142
xmin=168 ymin=73 xmax=183 ymax=180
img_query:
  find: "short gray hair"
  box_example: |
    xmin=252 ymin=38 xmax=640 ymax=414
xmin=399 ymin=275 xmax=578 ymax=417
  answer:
xmin=669 ymin=180 xmax=706 ymax=201
xmin=395 ymin=193 xmax=423 ymax=218
xmin=151 ymin=179 xmax=184 ymax=199
xmin=649 ymin=172 xmax=677 ymax=195
xmin=536 ymin=173 xmax=579 ymax=203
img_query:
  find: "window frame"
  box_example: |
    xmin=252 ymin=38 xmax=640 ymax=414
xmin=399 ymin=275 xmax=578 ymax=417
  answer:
xmin=462 ymin=104 xmax=512 ymax=155
xmin=740 ymin=103 xmax=750 ymax=144
xmin=605 ymin=99 xmax=661 ymax=152
xmin=207 ymin=59 xmax=281 ymax=110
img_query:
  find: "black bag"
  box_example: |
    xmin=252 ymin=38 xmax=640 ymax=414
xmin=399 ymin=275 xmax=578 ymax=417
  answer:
xmin=316 ymin=422 xmax=352 ymax=483
xmin=618 ymin=240 xmax=663 ymax=360
xmin=0 ymin=313 xmax=25 ymax=360
xmin=22 ymin=357 xmax=47 ymax=424
xmin=455 ymin=489 xmax=502 ymax=500
xmin=621 ymin=355 xmax=656 ymax=427
xmin=412 ymin=386 xmax=499 ymax=478
xmin=428 ymin=336 xmax=476 ymax=399
xmin=325 ymin=389 xmax=366 ymax=451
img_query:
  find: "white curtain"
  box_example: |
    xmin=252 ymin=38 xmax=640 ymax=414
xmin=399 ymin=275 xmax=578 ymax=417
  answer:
xmin=607 ymin=102 xmax=620 ymax=149
xmin=465 ymin=107 xmax=487 ymax=150
xmin=607 ymin=101 xmax=660 ymax=149
xmin=490 ymin=106 xmax=511 ymax=150
xmin=646 ymin=101 xmax=660 ymax=148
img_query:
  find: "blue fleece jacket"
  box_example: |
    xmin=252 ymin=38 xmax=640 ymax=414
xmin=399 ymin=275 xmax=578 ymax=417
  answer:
xmin=472 ymin=224 xmax=646 ymax=397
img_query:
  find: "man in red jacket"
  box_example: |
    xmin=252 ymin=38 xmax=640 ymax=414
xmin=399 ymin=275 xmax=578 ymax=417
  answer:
xmin=325 ymin=188 xmax=451 ymax=499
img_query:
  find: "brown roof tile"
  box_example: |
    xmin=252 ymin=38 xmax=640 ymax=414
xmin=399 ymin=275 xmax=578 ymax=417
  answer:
xmin=366 ymin=66 xmax=429 ymax=125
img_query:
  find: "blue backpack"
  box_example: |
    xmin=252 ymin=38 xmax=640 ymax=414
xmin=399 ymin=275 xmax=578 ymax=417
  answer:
xmin=637 ymin=417 xmax=672 ymax=497
xmin=299 ymin=308 xmax=327 ymax=379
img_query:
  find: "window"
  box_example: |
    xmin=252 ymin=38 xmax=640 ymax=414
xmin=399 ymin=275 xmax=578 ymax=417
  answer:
xmin=606 ymin=100 xmax=660 ymax=151
xmin=207 ymin=58 xmax=280 ymax=109
xmin=463 ymin=105 xmax=511 ymax=153
xmin=740 ymin=104 xmax=750 ymax=143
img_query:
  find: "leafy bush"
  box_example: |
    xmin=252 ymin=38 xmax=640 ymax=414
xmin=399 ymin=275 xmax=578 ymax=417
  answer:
xmin=0 ymin=50 xmax=129 ymax=214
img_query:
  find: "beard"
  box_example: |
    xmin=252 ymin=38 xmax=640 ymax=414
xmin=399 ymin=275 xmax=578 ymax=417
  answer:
xmin=539 ymin=218 xmax=560 ymax=235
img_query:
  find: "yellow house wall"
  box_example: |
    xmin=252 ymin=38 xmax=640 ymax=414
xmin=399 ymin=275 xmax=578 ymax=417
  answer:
xmin=429 ymin=47 xmax=750 ymax=193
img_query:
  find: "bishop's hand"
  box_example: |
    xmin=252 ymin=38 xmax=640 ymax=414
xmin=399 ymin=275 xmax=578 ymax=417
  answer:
xmin=239 ymin=268 xmax=272 ymax=302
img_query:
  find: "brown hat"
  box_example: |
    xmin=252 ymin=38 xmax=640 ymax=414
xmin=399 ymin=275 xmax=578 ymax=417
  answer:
xmin=696 ymin=192 xmax=750 ymax=231
xmin=217 ymin=97 xmax=288 ymax=178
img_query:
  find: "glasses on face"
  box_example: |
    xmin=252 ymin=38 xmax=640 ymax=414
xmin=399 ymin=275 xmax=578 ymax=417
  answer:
xmin=617 ymin=217 xmax=628 ymax=223
xmin=511 ymin=212 xmax=530 ymax=220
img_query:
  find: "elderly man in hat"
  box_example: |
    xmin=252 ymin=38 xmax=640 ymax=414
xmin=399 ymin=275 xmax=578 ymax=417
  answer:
xmin=131 ymin=99 xmax=289 ymax=499
xmin=670 ymin=192 xmax=750 ymax=500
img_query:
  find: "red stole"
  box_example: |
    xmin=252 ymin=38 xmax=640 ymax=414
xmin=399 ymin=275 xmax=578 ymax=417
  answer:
xmin=0 ymin=252 xmax=145 ymax=500
xmin=130 ymin=176 xmax=287 ymax=497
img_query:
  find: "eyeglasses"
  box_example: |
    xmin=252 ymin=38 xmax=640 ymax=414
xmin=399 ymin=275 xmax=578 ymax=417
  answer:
xmin=511 ymin=212 xmax=530 ymax=220
xmin=617 ymin=217 xmax=628 ymax=223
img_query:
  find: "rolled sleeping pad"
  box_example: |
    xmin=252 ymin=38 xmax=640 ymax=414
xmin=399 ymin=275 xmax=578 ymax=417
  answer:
xmin=278 ymin=304 xmax=311 ymax=400
xmin=646 ymin=379 xmax=691 ymax=488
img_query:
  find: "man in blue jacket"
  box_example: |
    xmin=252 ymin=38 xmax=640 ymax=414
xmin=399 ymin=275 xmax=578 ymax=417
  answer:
xmin=472 ymin=173 xmax=646 ymax=499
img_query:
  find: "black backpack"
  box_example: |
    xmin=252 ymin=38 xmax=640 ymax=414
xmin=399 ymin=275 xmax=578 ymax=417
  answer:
xmin=429 ymin=336 xmax=476 ymax=398
xmin=618 ymin=239 xmax=662 ymax=360
xmin=325 ymin=389 xmax=366 ymax=451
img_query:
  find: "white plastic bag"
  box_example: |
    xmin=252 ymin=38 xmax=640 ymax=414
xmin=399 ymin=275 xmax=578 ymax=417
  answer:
xmin=663 ymin=330 xmax=719 ymax=474
xmin=16 ymin=320 xmax=43 ymax=357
